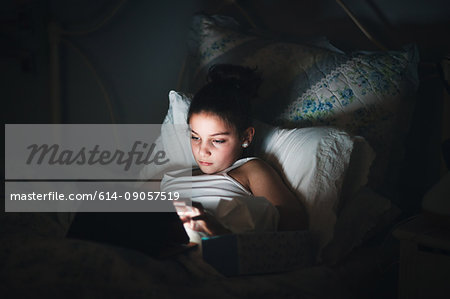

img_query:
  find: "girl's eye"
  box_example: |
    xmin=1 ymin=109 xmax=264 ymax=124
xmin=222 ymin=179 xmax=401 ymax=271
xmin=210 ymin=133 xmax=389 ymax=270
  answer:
xmin=190 ymin=135 xmax=225 ymax=144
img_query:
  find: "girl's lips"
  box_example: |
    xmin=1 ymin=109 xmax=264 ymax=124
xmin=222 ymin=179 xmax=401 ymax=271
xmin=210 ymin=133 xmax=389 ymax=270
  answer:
xmin=199 ymin=161 xmax=212 ymax=166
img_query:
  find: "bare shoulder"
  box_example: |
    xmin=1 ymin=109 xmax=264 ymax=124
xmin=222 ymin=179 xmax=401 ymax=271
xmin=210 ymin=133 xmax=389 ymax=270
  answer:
xmin=227 ymin=158 xmax=274 ymax=191
xmin=240 ymin=158 xmax=280 ymax=181
xmin=243 ymin=158 xmax=269 ymax=169
xmin=239 ymin=158 xmax=287 ymax=197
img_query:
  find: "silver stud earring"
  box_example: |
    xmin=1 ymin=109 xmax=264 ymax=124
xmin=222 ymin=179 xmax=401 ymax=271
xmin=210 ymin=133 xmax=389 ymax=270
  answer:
xmin=242 ymin=142 xmax=249 ymax=148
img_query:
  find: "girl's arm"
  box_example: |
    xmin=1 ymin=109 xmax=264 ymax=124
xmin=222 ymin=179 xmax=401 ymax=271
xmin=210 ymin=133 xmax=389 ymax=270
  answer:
xmin=244 ymin=159 xmax=308 ymax=231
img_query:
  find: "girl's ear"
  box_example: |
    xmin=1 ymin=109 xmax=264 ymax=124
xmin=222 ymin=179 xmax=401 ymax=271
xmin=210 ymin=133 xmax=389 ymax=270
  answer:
xmin=243 ymin=126 xmax=255 ymax=144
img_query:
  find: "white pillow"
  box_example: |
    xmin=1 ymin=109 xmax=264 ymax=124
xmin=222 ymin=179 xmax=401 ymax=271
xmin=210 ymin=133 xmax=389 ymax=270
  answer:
xmin=339 ymin=136 xmax=376 ymax=209
xmin=140 ymin=90 xmax=375 ymax=257
xmin=138 ymin=91 xmax=196 ymax=180
xmin=251 ymin=122 xmax=371 ymax=254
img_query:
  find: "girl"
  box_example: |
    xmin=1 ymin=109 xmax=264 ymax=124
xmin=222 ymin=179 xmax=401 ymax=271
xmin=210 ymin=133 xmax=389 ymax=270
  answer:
xmin=161 ymin=64 xmax=307 ymax=240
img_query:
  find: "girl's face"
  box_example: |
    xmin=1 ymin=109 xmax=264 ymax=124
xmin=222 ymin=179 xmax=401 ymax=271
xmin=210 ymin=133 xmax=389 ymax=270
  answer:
xmin=189 ymin=112 xmax=243 ymax=174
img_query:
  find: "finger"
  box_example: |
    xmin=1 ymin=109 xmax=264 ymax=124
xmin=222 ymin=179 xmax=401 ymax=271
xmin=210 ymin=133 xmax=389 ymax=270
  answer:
xmin=190 ymin=219 xmax=205 ymax=232
xmin=191 ymin=201 xmax=204 ymax=211
xmin=196 ymin=221 xmax=213 ymax=235
xmin=184 ymin=208 xmax=202 ymax=218
xmin=179 ymin=215 xmax=190 ymax=223
xmin=186 ymin=218 xmax=209 ymax=234
xmin=191 ymin=215 xmax=207 ymax=221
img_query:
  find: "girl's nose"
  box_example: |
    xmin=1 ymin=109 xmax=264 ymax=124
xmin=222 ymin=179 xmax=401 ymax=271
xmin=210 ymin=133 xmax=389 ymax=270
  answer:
xmin=199 ymin=142 xmax=211 ymax=157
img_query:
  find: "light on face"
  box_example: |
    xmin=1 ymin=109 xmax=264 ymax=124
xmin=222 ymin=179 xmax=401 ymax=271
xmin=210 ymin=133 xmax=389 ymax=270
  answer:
xmin=188 ymin=112 xmax=243 ymax=173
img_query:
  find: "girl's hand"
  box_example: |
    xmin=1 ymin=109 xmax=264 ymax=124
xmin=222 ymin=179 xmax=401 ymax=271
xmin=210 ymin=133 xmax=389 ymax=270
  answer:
xmin=178 ymin=202 xmax=231 ymax=236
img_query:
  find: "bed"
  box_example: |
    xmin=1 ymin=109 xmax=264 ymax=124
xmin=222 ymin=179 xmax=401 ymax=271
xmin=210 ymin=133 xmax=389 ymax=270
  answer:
xmin=2 ymin=2 xmax=444 ymax=298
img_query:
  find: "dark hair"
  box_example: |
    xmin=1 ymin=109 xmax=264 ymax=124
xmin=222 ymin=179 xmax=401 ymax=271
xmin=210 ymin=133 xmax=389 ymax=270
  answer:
xmin=187 ymin=64 xmax=262 ymax=136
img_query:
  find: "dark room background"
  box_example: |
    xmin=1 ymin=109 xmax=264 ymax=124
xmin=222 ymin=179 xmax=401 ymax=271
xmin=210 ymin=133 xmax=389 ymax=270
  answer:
xmin=3 ymin=0 xmax=449 ymax=125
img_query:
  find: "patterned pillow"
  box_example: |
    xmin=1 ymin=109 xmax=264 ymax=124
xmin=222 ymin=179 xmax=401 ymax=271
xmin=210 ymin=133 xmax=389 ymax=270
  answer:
xmin=186 ymin=14 xmax=420 ymax=192
xmin=185 ymin=15 xmax=348 ymax=119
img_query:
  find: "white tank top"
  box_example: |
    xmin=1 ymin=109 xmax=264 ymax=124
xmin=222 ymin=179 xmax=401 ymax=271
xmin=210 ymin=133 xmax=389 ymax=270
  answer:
xmin=161 ymin=157 xmax=257 ymax=212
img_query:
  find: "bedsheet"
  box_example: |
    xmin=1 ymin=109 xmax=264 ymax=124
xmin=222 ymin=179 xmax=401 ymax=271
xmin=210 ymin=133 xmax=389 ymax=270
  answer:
xmin=0 ymin=224 xmax=397 ymax=299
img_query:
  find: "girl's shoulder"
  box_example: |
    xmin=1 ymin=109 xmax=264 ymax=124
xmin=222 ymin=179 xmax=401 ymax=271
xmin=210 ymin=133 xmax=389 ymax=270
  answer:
xmin=240 ymin=158 xmax=278 ymax=179
xmin=228 ymin=158 xmax=277 ymax=188
xmin=239 ymin=157 xmax=266 ymax=170
xmin=229 ymin=157 xmax=266 ymax=174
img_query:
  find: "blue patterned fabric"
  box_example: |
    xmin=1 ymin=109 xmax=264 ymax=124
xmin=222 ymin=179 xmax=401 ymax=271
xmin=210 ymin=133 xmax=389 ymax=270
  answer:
xmin=186 ymin=14 xmax=420 ymax=191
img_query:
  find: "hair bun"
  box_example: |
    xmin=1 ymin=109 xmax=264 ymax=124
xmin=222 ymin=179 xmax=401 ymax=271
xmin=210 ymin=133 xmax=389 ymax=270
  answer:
xmin=207 ymin=64 xmax=262 ymax=97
